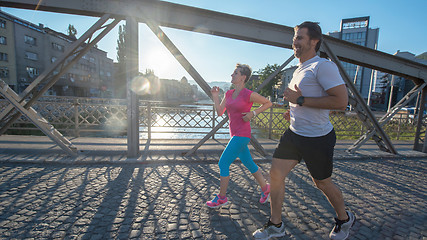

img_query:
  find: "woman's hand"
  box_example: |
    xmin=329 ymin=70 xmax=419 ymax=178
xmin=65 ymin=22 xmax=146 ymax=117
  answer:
xmin=242 ymin=111 xmax=255 ymax=122
xmin=211 ymin=86 xmax=220 ymax=97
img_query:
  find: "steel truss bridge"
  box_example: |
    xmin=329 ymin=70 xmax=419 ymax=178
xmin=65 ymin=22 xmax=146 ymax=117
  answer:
xmin=0 ymin=0 xmax=426 ymax=157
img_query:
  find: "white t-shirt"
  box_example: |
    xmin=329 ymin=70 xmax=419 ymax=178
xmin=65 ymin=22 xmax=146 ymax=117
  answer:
xmin=289 ymin=55 xmax=345 ymax=137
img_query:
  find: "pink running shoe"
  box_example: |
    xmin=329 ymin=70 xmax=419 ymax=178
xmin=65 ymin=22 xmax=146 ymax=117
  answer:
xmin=259 ymin=184 xmax=270 ymax=204
xmin=206 ymin=194 xmax=229 ymax=208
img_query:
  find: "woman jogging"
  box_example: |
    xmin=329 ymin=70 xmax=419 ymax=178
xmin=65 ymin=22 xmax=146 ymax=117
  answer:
xmin=206 ymin=63 xmax=273 ymax=208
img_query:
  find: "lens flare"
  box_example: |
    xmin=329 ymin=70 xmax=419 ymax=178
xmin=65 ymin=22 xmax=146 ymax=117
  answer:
xmin=131 ymin=76 xmax=150 ymax=95
xmin=130 ymin=76 xmax=161 ymax=95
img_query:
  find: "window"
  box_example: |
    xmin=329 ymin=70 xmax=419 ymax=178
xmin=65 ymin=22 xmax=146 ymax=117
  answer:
xmin=24 ymin=35 xmax=37 ymax=45
xmin=0 ymin=36 xmax=6 ymax=45
xmin=0 ymin=20 xmax=5 ymax=29
xmin=0 ymin=67 xmax=9 ymax=78
xmin=0 ymin=52 xmax=8 ymax=61
xmin=52 ymin=42 xmax=64 ymax=52
xmin=25 ymin=51 xmax=38 ymax=61
xmin=343 ymin=33 xmax=351 ymax=40
xmin=26 ymin=66 xmax=39 ymax=78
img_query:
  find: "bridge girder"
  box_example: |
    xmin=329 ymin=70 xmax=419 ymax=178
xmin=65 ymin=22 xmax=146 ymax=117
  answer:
xmin=1 ymin=0 xmax=426 ymax=82
xmin=1 ymin=0 xmax=426 ymax=155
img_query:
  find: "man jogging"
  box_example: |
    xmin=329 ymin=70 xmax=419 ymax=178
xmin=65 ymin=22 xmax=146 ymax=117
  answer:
xmin=253 ymin=21 xmax=355 ymax=240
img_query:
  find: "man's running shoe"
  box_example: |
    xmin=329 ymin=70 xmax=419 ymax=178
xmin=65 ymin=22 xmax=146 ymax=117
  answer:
xmin=253 ymin=220 xmax=286 ymax=240
xmin=329 ymin=210 xmax=356 ymax=240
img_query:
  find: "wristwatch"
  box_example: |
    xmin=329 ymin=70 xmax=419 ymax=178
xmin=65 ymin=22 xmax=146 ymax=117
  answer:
xmin=296 ymin=96 xmax=305 ymax=106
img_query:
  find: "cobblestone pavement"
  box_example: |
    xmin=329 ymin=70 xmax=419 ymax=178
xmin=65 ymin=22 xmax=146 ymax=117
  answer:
xmin=0 ymin=157 xmax=426 ymax=239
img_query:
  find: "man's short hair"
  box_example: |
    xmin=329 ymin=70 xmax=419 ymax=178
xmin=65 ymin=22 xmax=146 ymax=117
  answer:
xmin=236 ymin=63 xmax=252 ymax=83
xmin=295 ymin=21 xmax=323 ymax=52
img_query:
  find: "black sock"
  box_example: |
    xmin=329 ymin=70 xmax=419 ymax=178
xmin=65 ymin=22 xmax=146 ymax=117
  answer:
xmin=268 ymin=220 xmax=282 ymax=228
xmin=344 ymin=212 xmax=350 ymax=222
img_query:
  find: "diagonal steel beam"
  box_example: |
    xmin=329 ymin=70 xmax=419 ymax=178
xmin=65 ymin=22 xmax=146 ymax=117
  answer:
xmin=349 ymin=82 xmax=427 ymax=153
xmin=142 ymin=18 xmax=268 ymax=156
xmin=254 ymin=55 xmax=295 ymax=92
xmin=0 ymin=14 xmax=119 ymax=156
xmin=414 ymin=86 xmax=427 ymax=152
xmin=0 ymin=15 xmax=120 ymax=135
xmin=322 ymin=40 xmax=397 ymax=154
xmin=143 ymin=18 xmax=212 ymax=99
xmin=0 ymin=81 xmax=78 ymax=156
xmin=0 ymin=14 xmax=112 ymax=119
xmin=183 ymin=54 xmax=295 ymax=157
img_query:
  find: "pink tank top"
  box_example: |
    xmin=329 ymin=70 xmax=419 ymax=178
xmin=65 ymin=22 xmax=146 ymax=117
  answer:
xmin=225 ymin=88 xmax=253 ymax=138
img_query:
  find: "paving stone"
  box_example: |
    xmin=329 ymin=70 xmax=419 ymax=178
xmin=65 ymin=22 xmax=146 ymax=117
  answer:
xmin=0 ymin=148 xmax=425 ymax=239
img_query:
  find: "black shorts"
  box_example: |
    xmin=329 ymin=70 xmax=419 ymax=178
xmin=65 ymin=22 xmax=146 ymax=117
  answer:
xmin=273 ymin=128 xmax=336 ymax=180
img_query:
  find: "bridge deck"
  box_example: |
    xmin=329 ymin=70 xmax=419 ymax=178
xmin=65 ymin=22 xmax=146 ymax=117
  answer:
xmin=0 ymin=135 xmax=425 ymax=164
xmin=0 ymin=135 xmax=426 ymax=239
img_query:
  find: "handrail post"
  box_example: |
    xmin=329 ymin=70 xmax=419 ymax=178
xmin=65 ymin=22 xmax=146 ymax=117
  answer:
xmin=212 ymin=104 xmax=216 ymax=140
xmin=74 ymin=98 xmax=80 ymax=137
xmin=147 ymin=101 xmax=152 ymax=140
xmin=268 ymin=107 xmax=273 ymax=139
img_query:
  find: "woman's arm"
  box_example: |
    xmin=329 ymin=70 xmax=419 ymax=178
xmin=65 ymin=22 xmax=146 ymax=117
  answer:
xmin=242 ymin=92 xmax=273 ymax=122
xmin=211 ymin=86 xmax=226 ymax=116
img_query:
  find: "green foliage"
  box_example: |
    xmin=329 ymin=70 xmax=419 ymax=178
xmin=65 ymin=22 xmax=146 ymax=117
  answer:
xmin=116 ymin=24 xmax=126 ymax=64
xmin=248 ymin=64 xmax=283 ymax=97
xmin=115 ymin=24 xmax=127 ymax=98
xmin=251 ymin=106 xmax=419 ymax=141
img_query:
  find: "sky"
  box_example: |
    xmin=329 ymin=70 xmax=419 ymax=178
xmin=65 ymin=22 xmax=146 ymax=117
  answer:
xmin=1 ymin=0 xmax=426 ymax=83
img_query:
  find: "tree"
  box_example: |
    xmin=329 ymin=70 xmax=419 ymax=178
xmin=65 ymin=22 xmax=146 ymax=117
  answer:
xmin=114 ymin=24 xmax=127 ymax=98
xmin=250 ymin=64 xmax=283 ymax=98
xmin=116 ymin=24 xmax=126 ymax=65
xmin=67 ymin=24 xmax=77 ymax=38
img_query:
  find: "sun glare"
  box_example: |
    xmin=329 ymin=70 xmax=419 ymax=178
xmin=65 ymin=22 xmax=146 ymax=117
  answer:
xmin=130 ymin=76 xmax=151 ymax=95
xmin=142 ymin=46 xmax=176 ymax=78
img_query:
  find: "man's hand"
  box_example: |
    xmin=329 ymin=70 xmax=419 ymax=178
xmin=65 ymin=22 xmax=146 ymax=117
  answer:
xmin=283 ymin=84 xmax=302 ymax=104
xmin=283 ymin=110 xmax=290 ymax=121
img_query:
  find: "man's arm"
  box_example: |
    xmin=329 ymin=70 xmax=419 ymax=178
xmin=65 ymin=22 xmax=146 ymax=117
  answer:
xmin=303 ymin=84 xmax=348 ymax=110
xmin=284 ymin=84 xmax=348 ymax=110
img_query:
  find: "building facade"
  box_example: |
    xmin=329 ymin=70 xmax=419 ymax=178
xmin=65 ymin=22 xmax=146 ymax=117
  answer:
xmin=274 ymin=65 xmax=297 ymax=104
xmin=387 ymin=51 xmax=427 ymax=109
xmin=157 ymin=77 xmax=196 ymax=102
xmin=327 ymin=16 xmax=379 ymax=99
xmin=0 ymin=13 xmax=16 ymax=88
xmin=0 ymin=10 xmax=114 ymax=98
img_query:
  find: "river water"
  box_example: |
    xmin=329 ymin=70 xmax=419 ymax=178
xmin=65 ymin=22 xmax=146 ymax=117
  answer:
xmin=138 ymin=101 xmax=269 ymax=140
xmin=138 ymin=101 xmax=230 ymax=139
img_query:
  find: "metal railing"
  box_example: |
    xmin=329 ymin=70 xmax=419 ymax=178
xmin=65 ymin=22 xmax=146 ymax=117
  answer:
xmin=0 ymin=96 xmax=423 ymax=140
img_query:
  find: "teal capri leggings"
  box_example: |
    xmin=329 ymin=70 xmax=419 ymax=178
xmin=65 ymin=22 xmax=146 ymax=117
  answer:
xmin=218 ymin=136 xmax=259 ymax=177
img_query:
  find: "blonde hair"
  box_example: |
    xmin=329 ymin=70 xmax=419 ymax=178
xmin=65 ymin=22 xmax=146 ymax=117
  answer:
xmin=236 ymin=63 xmax=252 ymax=83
